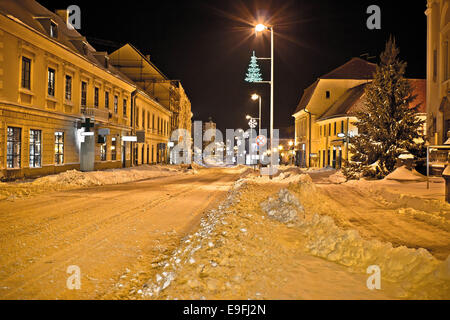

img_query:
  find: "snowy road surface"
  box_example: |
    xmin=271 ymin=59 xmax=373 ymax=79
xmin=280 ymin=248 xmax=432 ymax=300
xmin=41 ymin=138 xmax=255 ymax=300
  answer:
xmin=0 ymin=168 xmax=241 ymax=299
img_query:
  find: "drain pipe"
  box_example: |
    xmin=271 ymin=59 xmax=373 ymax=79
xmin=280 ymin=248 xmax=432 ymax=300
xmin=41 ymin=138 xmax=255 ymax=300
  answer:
xmin=304 ymin=108 xmax=312 ymax=168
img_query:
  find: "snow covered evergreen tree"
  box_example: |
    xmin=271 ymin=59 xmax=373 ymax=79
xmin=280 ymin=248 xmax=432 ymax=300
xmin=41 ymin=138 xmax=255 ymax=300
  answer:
xmin=245 ymin=51 xmax=263 ymax=83
xmin=343 ymin=37 xmax=426 ymax=179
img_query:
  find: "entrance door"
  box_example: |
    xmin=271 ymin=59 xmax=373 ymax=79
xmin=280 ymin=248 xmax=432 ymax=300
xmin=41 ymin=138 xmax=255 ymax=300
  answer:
xmin=332 ymin=148 xmax=337 ymax=168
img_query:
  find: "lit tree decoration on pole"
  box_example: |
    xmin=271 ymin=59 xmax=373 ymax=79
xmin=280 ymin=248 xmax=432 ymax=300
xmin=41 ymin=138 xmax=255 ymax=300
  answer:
xmin=245 ymin=51 xmax=263 ymax=83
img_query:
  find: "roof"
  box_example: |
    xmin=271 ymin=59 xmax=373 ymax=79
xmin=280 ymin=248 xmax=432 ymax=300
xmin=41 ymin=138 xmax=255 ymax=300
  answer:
xmin=0 ymin=0 xmax=134 ymax=85
xmin=293 ymin=80 xmax=318 ymax=115
xmin=317 ymin=79 xmax=426 ymax=121
xmin=293 ymin=57 xmax=377 ymax=115
xmin=318 ymin=83 xmax=367 ymax=120
xmin=320 ymin=57 xmax=377 ymax=80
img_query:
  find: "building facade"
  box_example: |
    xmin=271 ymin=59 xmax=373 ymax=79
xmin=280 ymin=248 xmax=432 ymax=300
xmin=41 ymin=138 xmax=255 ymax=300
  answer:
xmin=426 ymin=0 xmax=450 ymax=145
xmin=293 ymin=58 xmax=427 ymax=169
xmin=109 ymin=44 xmax=192 ymax=138
xmin=292 ymin=58 xmax=376 ymax=168
xmin=0 ymin=0 xmax=136 ymax=180
xmin=134 ymin=89 xmax=171 ymax=165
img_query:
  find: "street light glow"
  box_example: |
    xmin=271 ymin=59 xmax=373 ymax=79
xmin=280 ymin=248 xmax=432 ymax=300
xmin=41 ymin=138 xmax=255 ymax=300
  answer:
xmin=246 ymin=115 xmax=251 ymax=120
xmin=251 ymin=93 xmax=259 ymax=101
xmin=255 ymin=24 xmax=267 ymax=33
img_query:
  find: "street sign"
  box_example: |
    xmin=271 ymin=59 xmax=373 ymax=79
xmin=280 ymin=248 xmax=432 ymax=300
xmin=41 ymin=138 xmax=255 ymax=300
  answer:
xmin=256 ymin=135 xmax=267 ymax=147
xmin=248 ymin=119 xmax=257 ymax=129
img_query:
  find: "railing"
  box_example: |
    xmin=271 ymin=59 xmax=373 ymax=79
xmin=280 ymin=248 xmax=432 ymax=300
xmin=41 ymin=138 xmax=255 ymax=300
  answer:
xmin=81 ymin=107 xmax=110 ymax=122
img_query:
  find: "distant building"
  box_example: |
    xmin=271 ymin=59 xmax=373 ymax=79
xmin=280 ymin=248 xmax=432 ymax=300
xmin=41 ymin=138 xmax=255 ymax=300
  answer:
xmin=425 ymin=0 xmax=450 ymax=145
xmin=292 ymin=58 xmax=427 ymax=169
xmin=202 ymin=118 xmax=216 ymax=150
xmin=109 ymin=44 xmax=192 ymax=161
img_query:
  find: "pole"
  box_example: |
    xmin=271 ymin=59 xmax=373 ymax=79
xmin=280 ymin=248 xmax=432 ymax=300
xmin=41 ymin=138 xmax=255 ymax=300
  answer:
xmin=270 ymin=27 xmax=274 ymax=178
xmin=427 ymin=146 xmax=430 ymax=190
xmin=258 ymin=96 xmax=262 ymax=136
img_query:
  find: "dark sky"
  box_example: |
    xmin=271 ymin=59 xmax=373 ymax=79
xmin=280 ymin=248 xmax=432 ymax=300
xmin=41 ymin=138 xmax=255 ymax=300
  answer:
xmin=40 ymin=0 xmax=427 ymax=134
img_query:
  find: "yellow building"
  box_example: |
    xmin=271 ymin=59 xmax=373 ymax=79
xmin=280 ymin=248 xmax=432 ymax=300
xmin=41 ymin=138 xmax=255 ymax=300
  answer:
xmin=109 ymin=44 xmax=192 ymax=163
xmin=293 ymin=58 xmax=427 ymax=169
xmin=0 ymin=0 xmax=136 ymax=180
xmin=134 ymin=89 xmax=171 ymax=165
xmin=292 ymin=58 xmax=376 ymax=167
xmin=426 ymin=0 xmax=450 ymax=144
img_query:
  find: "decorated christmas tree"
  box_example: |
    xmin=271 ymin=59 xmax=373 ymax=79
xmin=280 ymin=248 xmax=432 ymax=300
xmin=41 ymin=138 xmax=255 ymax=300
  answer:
xmin=245 ymin=51 xmax=263 ymax=83
xmin=343 ymin=37 xmax=425 ymax=180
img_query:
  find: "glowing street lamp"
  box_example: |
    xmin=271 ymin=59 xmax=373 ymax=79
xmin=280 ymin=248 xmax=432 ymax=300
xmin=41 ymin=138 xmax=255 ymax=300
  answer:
xmin=255 ymin=24 xmax=268 ymax=33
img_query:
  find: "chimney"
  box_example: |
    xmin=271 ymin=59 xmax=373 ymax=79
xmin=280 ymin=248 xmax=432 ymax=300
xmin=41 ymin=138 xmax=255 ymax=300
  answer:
xmin=55 ymin=9 xmax=68 ymax=23
xmin=93 ymin=52 xmax=110 ymax=69
xmin=145 ymin=54 xmax=151 ymax=61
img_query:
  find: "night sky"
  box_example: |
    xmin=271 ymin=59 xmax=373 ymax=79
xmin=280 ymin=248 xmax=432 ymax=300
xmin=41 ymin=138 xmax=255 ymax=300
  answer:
xmin=39 ymin=0 xmax=427 ymax=135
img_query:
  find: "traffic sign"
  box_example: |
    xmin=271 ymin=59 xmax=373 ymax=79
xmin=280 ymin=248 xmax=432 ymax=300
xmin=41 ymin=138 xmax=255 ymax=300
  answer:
xmin=256 ymin=135 xmax=267 ymax=147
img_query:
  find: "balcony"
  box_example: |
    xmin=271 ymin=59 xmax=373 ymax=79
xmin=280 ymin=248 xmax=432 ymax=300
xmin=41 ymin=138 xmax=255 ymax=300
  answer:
xmin=81 ymin=107 xmax=110 ymax=123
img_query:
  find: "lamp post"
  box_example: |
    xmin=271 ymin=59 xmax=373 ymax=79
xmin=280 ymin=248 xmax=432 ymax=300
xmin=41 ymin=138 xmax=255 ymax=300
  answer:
xmin=250 ymin=93 xmax=262 ymax=136
xmin=255 ymin=23 xmax=274 ymax=177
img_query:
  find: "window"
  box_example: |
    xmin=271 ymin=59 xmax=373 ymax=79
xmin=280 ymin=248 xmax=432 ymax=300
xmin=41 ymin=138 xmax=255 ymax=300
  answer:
xmin=111 ymin=137 xmax=117 ymax=161
xmin=29 ymin=129 xmax=41 ymax=168
xmin=47 ymin=68 xmax=55 ymax=97
xmin=114 ymin=95 xmax=118 ymax=113
xmin=341 ymin=121 xmax=344 ymax=133
xmin=147 ymin=112 xmax=150 ymax=129
xmin=49 ymin=21 xmax=58 ymax=38
xmin=334 ymin=122 xmax=336 ymax=135
xmin=142 ymin=110 xmax=145 ymax=128
xmin=328 ymin=123 xmax=331 ymax=136
xmin=105 ymin=91 xmax=109 ymax=109
xmin=320 ymin=126 xmax=322 ymax=137
xmin=100 ymin=142 xmax=107 ymax=161
xmin=54 ymin=132 xmax=64 ymax=164
xmin=7 ymin=127 xmax=21 ymax=168
xmin=152 ymin=114 xmax=155 ymax=130
xmin=65 ymin=75 xmax=72 ymax=101
xmin=81 ymin=81 xmax=87 ymax=106
xmin=21 ymin=57 xmax=31 ymax=89
xmin=326 ymin=91 xmax=330 ymax=99
xmin=123 ymin=99 xmax=127 ymax=117
xmin=94 ymin=87 xmax=99 ymax=108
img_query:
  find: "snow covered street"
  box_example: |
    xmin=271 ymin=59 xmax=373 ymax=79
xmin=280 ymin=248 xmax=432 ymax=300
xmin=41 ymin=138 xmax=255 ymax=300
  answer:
xmin=0 ymin=166 xmax=449 ymax=299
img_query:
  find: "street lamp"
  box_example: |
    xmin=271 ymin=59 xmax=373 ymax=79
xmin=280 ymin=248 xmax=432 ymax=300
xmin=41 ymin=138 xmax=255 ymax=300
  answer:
xmin=251 ymin=93 xmax=262 ymax=137
xmin=254 ymin=23 xmax=274 ymax=177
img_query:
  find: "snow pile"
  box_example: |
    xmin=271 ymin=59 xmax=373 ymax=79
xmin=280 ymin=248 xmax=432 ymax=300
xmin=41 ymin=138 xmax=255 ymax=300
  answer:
xmin=261 ymin=189 xmax=305 ymax=223
xmin=0 ymin=165 xmax=184 ymax=200
xmin=294 ymin=213 xmax=449 ymax=298
xmin=263 ymin=177 xmax=450 ymax=299
xmin=139 ymin=178 xmax=247 ymax=298
xmin=397 ymin=208 xmax=450 ymax=232
xmin=385 ymin=166 xmax=426 ymax=182
xmin=328 ymin=170 xmax=347 ymax=184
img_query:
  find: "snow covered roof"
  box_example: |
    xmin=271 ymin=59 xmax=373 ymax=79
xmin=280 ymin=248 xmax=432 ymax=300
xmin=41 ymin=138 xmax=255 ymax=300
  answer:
xmin=0 ymin=0 xmax=134 ymax=86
